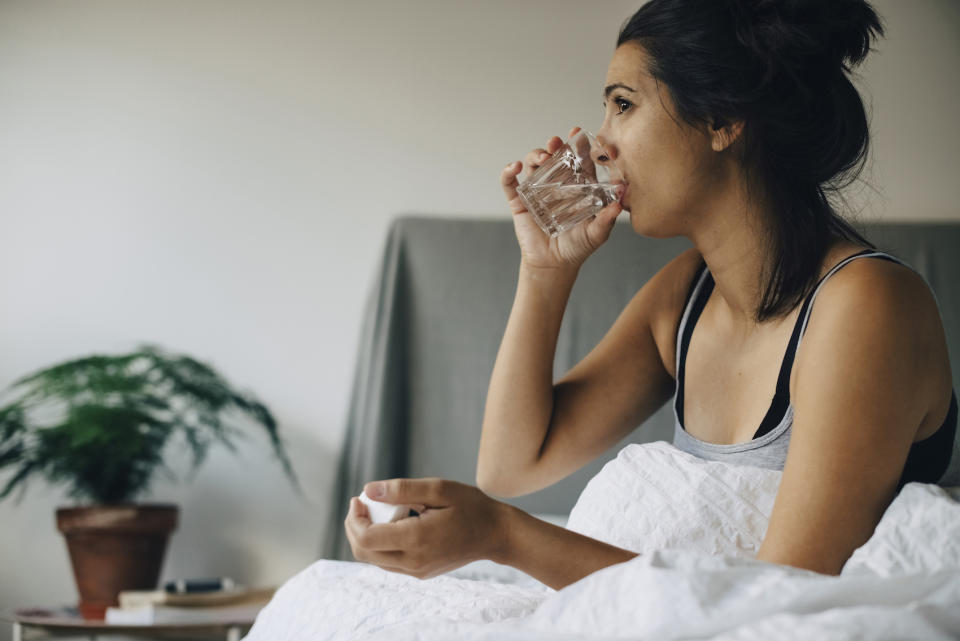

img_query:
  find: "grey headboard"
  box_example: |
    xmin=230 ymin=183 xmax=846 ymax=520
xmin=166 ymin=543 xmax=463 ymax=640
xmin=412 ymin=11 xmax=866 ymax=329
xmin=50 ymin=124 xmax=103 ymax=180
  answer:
xmin=323 ymin=216 xmax=960 ymax=561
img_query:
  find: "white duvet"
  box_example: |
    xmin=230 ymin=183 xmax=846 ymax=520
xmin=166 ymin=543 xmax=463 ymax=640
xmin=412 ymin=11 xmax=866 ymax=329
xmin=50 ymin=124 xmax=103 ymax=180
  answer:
xmin=245 ymin=442 xmax=960 ymax=640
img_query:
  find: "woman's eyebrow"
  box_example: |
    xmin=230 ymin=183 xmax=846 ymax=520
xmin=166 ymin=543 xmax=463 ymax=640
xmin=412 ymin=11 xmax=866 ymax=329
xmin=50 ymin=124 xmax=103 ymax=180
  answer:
xmin=603 ymin=83 xmax=637 ymax=99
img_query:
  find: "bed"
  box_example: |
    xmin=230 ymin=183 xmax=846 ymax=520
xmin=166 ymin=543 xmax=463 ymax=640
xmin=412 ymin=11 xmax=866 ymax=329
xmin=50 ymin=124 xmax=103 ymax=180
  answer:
xmin=250 ymin=216 xmax=960 ymax=640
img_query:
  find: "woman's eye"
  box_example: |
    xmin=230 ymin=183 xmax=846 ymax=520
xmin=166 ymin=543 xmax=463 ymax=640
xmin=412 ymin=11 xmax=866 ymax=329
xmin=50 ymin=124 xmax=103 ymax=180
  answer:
xmin=602 ymin=97 xmax=634 ymax=117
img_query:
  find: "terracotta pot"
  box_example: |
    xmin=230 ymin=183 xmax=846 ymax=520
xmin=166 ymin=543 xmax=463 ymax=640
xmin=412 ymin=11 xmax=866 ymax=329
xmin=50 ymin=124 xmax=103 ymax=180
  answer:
xmin=56 ymin=503 xmax=179 ymax=620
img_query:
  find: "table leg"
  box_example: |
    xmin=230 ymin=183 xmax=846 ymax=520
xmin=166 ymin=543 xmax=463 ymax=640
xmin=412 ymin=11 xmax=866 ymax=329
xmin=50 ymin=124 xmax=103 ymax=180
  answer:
xmin=226 ymin=625 xmax=241 ymax=641
xmin=12 ymin=622 xmax=22 ymax=641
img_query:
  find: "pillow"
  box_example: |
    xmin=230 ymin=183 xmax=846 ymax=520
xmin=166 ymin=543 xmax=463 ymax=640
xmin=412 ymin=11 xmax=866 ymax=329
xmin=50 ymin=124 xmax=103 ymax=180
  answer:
xmin=564 ymin=441 xmax=782 ymax=558
xmin=842 ymin=483 xmax=960 ymax=576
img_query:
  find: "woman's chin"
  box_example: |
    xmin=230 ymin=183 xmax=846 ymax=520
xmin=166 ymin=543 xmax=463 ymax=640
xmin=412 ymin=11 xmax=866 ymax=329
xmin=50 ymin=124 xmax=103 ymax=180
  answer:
xmin=627 ymin=208 xmax=671 ymax=239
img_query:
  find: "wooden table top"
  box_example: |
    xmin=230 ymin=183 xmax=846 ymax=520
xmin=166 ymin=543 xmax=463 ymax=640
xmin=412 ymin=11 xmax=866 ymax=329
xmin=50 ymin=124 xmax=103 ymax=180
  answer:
xmin=3 ymin=606 xmax=257 ymax=630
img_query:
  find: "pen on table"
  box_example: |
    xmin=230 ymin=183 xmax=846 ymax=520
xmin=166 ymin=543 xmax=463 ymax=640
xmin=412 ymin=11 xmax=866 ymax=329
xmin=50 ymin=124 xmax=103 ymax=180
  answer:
xmin=163 ymin=577 xmax=236 ymax=593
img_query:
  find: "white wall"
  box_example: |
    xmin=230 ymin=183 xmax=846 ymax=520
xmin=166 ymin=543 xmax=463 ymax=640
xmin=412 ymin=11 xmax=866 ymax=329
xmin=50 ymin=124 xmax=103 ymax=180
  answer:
xmin=0 ymin=0 xmax=957 ymax=634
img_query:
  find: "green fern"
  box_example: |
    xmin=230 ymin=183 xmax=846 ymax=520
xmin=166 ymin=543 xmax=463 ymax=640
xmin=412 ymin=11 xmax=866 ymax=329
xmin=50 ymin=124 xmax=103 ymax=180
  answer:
xmin=0 ymin=343 xmax=301 ymax=505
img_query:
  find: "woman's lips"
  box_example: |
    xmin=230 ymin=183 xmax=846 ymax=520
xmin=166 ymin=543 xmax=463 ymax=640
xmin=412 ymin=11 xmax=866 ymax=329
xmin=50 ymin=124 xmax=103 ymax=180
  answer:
xmin=614 ymin=182 xmax=629 ymax=205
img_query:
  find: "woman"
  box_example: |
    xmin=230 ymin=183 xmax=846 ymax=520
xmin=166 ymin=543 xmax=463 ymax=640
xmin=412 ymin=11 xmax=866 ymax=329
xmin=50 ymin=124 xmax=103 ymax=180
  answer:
xmin=344 ymin=0 xmax=957 ymax=590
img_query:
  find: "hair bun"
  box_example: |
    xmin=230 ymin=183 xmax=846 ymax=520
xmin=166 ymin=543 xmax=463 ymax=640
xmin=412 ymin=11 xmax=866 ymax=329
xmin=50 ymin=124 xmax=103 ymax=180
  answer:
xmin=729 ymin=0 xmax=884 ymax=77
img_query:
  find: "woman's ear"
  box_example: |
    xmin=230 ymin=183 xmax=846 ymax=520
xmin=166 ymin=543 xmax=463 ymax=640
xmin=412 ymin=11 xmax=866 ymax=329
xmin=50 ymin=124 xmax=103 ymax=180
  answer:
xmin=710 ymin=119 xmax=744 ymax=152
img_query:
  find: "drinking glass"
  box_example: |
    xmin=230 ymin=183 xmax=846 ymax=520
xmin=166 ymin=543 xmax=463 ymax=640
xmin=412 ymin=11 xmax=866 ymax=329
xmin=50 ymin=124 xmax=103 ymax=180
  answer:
xmin=516 ymin=130 xmax=620 ymax=237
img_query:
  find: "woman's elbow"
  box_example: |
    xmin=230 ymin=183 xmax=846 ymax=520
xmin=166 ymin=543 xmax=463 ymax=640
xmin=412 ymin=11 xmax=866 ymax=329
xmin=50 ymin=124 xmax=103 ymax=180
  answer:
xmin=476 ymin=469 xmax=507 ymax=497
xmin=476 ymin=467 xmax=526 ymax=499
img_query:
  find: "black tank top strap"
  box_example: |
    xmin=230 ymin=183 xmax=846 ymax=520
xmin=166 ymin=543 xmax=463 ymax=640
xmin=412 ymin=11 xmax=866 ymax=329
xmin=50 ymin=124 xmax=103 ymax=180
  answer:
xmin=674 ymin=259 xmax=710 ymax=428
xmin=751 ymin=266 xmax=833 ymax=437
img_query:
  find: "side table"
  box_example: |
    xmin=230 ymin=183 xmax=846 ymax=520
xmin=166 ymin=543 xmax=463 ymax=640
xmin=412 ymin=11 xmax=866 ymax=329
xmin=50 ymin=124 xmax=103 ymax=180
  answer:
xmin=3 ymin=607 xmax=257 ymax=641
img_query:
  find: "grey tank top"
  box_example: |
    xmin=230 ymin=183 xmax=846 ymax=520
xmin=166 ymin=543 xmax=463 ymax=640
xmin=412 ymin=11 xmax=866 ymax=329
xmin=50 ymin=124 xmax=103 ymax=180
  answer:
xmin=671 ymin=249 xmax=960 ymax=488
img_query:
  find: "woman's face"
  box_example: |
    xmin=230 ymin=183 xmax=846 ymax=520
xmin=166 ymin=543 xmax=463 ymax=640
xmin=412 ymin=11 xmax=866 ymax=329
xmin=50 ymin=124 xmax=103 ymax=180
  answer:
xmin=596 ymin=42 xmax=726 ymax=239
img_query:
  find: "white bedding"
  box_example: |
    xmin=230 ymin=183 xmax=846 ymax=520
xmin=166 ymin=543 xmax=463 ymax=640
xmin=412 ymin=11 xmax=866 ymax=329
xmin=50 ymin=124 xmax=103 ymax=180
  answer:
xmin=245 ymin=441 xmax=960 ymax=640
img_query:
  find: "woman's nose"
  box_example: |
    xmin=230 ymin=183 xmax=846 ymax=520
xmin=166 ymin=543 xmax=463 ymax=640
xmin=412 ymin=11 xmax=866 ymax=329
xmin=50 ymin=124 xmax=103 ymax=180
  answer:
xmin=592 ymin=134 xmax=616 ymax=166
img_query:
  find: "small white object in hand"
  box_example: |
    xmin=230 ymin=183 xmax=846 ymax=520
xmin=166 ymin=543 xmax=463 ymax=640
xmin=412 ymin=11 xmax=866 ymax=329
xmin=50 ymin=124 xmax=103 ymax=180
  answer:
xmin=359 ymin=490 xmax=414 ymax=524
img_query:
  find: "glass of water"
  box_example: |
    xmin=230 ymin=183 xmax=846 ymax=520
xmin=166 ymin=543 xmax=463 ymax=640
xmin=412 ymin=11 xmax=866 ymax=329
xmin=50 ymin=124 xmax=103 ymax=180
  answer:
xmin=516 ymin=130 xmax=621 ymax=238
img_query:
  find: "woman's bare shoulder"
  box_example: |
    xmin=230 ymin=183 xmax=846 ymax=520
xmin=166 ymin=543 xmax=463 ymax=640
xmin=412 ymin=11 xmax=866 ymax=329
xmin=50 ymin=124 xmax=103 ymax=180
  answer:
xmin=797 ymin=246 xmax=953 ymax=434
xmin=812 ymin=247 xmax=943 ymax=335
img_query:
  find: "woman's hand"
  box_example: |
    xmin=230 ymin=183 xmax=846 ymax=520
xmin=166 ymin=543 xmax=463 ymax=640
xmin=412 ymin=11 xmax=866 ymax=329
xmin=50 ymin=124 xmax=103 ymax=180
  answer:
xmin=501 ymin=126 xmax=623 ymax=272
xmin=343 ymin=478 xmax=510 ymax=579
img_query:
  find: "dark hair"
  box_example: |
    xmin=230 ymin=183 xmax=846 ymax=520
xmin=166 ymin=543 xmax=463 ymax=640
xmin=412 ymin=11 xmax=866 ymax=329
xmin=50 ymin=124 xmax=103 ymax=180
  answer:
xmin=617 ymin=0 xmax=884 ymax=321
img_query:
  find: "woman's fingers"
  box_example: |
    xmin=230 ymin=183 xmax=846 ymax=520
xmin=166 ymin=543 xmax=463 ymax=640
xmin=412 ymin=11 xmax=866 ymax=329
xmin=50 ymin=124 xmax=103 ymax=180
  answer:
xmin=344 ymin=496 xmax=429 ymax=576
xmin=502 ymin=128 xmax=578 ymax=205
xmin=359 ymin=516 xmax=421 ymax=551
xmin=522 ymin=147 xmax=550 ymax=178
xmin=349 ymin=532 xmax=408 ymax=568
xmin=527 ymin=146 xmax=549 ymax=162
xmin=501 ymin=161 xmax=523 ymax=201
xmin=344 ymin=498 xmax=369 ymax=547
xmin=585 ymin=201 xmax=622 ymax=247
xmin=545 ymin=136 xmax=564 ymax=154
xmin=546 ymin=126 xmax=580 ymax=153
xmin=366 ymin=557 xmax=413 ymax=574
xmin=599 ymin=199 xmax=623 ymax=224
xmin=348 ymin=496 xmax=370 ymax=523
xmin=354 ymin=542 xmax=405 ymax=566
xmin=346 ymin=496 xmax=423 ymax=552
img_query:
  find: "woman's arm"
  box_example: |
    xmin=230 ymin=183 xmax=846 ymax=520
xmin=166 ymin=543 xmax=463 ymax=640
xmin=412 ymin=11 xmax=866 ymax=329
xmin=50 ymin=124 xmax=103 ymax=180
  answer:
xmin=478 ymin=248 xmax=699 ymax=498
xmin=493 ymin=502 xmax=638 ymax=591
xmin=476 ymin=262 xmax=581 ymax=495
xmin=481 ymin=134 xmax=702 ymax=498
xmin=757 ymin=259 xmax=952 ymax=574
xmin=345 ymin=478 xmax=637 ymax=591
xmin=479 ymin=134 xmax=623 ymax=495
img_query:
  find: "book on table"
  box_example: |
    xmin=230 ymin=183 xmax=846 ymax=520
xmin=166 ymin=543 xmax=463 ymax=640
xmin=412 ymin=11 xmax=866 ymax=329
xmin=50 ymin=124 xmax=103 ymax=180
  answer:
xmin=105 ymin=602 xmax=266 ymax=625
xmin=105 ymin=586 xmax=276 ymax=625
xmin=117 ymin=586 xmax=276 ymax=609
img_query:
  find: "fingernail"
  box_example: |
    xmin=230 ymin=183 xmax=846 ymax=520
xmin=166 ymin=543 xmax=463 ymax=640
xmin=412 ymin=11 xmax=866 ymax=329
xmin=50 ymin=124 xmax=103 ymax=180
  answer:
xmin=367 ymin=482 xmax=385 ymax=498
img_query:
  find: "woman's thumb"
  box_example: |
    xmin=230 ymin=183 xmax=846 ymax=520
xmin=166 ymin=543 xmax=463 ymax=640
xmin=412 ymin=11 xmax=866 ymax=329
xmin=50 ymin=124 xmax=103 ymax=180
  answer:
xmin=603 ymin=200 xmax=623 ymax=225
xmin=588 ymin=201 xmax=622 ymax=243
xmin=364 ymin=478 xmax=450 ymax=507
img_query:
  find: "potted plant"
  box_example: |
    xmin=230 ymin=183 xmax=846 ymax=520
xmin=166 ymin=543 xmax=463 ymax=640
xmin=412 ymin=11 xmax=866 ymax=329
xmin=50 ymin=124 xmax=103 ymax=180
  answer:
xmin=0 ymin=343 xmax=301 ymax=620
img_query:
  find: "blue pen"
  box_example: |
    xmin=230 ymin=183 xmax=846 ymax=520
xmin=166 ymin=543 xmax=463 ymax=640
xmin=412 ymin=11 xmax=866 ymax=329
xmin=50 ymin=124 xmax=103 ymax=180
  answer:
xmin=163 ymin=577 xmax=236 ymax=594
